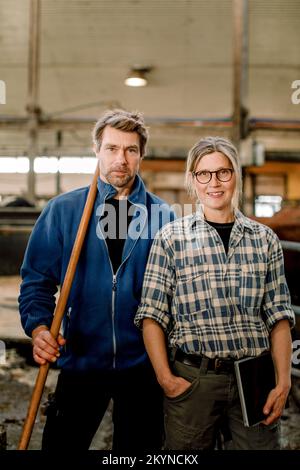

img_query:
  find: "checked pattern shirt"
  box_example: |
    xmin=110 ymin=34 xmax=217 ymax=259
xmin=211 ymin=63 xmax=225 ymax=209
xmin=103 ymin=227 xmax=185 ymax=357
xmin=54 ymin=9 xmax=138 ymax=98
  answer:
xmin=135 ymin=209 xmax=295 ymax=358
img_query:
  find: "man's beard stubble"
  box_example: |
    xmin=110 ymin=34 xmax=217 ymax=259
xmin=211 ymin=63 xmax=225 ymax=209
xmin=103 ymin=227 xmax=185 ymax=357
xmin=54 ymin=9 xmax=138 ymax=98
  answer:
xmin=106 ymin=170 xmax=134 ymax=189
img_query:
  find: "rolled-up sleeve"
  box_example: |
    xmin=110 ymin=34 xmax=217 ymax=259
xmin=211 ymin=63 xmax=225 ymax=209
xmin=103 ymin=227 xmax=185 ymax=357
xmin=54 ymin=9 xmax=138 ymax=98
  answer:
xmin=134 ymin=231 xmax=175 ymax=332
xmin=262 ymin=233 xmax=295 ymax=332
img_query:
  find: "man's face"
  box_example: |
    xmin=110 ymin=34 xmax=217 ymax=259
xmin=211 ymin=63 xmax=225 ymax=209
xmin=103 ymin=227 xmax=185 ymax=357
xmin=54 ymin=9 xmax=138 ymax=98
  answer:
xmin=95 ymin=126 xmax=141 ymax=192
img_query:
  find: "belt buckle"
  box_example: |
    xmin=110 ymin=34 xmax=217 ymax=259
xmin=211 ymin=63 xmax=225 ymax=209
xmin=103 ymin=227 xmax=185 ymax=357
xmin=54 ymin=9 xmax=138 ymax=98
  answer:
xmin=214 ymin=358 xmax=222 ymax=374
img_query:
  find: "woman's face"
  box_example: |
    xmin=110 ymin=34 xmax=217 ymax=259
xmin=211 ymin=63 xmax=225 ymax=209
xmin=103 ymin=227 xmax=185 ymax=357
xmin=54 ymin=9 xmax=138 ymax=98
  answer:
xmin=192 ymin=151 xmax=236 ymax=218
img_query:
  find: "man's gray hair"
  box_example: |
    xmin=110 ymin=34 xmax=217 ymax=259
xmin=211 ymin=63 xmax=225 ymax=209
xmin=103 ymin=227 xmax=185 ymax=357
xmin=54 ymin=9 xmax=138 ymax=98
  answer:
xmin=92 ymin=109 xmax=149 ymax=157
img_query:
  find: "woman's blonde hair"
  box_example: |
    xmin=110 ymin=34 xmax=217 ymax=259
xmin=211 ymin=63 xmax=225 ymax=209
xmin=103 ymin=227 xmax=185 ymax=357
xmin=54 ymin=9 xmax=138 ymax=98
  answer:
xmin=185 ymin=136 xmax=242 ymax=209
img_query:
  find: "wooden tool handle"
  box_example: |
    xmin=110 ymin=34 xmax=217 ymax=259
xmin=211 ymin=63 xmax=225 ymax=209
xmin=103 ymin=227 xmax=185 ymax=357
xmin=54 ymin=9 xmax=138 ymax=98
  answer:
xmin=18 ymin=164 xmax=99 ymax=450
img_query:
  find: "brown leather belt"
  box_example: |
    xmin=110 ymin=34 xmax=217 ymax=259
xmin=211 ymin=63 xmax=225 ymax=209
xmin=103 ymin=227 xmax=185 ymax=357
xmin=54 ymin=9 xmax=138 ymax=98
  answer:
xmin=174 ymin=349 xmax=236 ymax=374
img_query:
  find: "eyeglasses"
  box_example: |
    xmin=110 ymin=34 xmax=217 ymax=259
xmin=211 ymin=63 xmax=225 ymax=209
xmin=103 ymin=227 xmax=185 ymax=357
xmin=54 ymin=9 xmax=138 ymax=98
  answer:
xmin=192 ymin=168 xmax=234 ymax=184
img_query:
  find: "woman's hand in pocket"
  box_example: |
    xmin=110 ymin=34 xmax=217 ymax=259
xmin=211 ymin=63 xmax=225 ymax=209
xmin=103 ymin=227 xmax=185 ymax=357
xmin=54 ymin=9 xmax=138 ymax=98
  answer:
xmin=160 ymin=374 xmax=192 ymax=399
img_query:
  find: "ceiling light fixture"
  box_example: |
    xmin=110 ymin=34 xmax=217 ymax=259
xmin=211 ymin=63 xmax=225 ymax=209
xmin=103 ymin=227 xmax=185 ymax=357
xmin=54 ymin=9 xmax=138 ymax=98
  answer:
xmin=125 ymin=66 xmax=152 ymax=87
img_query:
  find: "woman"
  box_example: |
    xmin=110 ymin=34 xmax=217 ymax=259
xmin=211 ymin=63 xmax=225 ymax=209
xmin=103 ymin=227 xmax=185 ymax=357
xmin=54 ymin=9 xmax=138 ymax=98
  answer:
xmin=135 ymin=136 xmax=295 ymax=450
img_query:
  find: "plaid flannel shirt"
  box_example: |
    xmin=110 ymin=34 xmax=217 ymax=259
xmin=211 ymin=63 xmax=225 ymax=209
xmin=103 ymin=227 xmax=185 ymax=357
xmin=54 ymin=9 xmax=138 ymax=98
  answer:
xmin=135 ymin=209 xmax=295 ymax=358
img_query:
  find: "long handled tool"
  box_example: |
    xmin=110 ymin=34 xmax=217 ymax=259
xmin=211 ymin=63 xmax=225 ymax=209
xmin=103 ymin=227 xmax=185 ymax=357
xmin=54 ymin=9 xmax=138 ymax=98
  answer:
xmin=18 ymin=165 xmax=99 ymax=450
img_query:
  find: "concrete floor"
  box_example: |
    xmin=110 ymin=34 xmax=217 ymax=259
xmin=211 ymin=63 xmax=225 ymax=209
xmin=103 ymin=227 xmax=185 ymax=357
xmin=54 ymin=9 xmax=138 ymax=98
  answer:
xmin=0 ymin=348 xmax=113 ymax=450
xmin=0 ymin=276 xmax=112 ymax=450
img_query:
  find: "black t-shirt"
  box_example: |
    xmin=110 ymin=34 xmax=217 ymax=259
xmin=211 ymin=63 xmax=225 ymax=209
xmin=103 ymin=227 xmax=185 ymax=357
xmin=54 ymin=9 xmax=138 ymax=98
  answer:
xmin=99 ymin=198 xmax=133 ymax=273
xmin=206 ymin=220 xmax=234 ymax=254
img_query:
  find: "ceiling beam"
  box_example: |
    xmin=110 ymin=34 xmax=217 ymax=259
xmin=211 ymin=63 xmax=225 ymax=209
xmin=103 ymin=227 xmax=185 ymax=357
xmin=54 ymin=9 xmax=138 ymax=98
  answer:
xmin=232 ymin=0 xmax=249 ymax=145
xmin=1 ymin=116 xmax=300 ymax=133
xmin=141 ymin=159 xmax=185 ymax=173
xmin=26 ymin=0 xmax=41 ymax=202
xmin=247 ymin=161 xmax=300 ymax=174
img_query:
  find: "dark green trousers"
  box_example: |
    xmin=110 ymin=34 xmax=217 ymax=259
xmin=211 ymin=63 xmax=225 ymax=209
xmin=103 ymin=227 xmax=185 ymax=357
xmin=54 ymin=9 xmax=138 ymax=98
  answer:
xmin=164 ymin=359 xmax=280 ymax=450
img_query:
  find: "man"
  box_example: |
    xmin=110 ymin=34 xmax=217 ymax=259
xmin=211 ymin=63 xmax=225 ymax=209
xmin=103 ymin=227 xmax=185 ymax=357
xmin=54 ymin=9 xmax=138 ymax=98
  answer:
xmin=19 ymin=109 xmax=175 ymax=451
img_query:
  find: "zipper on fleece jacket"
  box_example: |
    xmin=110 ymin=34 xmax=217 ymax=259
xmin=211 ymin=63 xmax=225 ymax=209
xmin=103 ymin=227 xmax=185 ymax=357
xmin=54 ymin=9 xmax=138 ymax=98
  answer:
xmin=99 ymin=199 xmax=147 ymax=369
xmin=111 ymin=275 xmax=117 ymax=369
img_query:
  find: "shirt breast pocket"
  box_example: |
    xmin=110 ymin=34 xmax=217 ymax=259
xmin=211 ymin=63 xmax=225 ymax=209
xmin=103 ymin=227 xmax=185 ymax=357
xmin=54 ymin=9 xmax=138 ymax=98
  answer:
xmin=175 ymin=265 xmax=212 ymax=315
xmin=239 ymin=263 xmax=266 ymax=309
